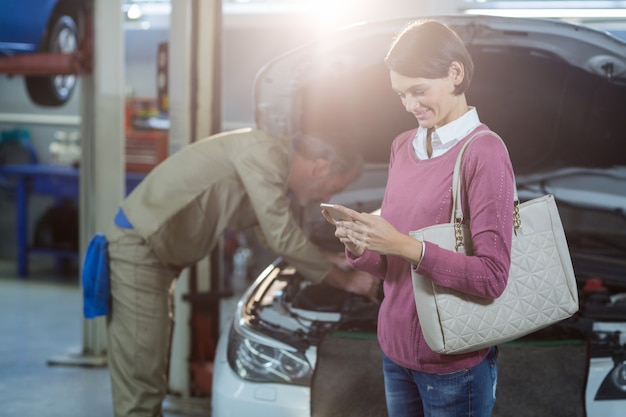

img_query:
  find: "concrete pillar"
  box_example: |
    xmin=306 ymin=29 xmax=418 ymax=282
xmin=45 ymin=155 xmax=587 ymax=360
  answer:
xmin=78 ymin=0 xmax=125 ymax=361
xmin=164 ymin=0 xmax=221 ymax=413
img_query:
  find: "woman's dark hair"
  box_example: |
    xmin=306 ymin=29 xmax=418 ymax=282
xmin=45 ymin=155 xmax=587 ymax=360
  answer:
xmin=384 ymin=19 xmax=474 ymax=95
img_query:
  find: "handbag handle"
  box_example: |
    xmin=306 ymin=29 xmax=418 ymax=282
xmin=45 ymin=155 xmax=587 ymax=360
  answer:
xmin=450 ymin=130 xmax=520 ymax=247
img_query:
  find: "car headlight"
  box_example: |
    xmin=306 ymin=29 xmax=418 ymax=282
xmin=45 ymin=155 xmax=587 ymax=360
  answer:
xmin=227 ymin=326 xmax=312 ymax=386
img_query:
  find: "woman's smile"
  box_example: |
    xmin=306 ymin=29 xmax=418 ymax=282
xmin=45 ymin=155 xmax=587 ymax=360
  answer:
xmin=413 ymin=108 xmax=431 ymax=121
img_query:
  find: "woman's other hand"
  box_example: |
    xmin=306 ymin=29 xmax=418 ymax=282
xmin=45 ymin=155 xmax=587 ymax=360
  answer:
xmin=337 ymin=208 xmax=423 ymax=264
xmin=321 ymin=204 xmax=365 ymax=257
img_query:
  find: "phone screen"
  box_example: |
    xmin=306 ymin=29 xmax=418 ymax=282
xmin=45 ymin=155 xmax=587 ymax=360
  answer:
xmin=320 ymin=203 xmax=353 ymax=222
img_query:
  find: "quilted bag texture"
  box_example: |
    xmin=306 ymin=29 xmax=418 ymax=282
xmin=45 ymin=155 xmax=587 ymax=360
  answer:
xmin=410 ymin=133 xmax=578 ymax=355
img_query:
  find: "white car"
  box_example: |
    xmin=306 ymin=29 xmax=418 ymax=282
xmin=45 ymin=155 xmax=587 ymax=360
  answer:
xmin=212 ymin=15 xmax=626 ymax=417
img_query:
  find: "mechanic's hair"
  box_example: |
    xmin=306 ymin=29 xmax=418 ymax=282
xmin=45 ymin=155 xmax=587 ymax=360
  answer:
xmin=292 ymin=131 xmax=364 ymax=176
xmin=384 ymin=19 xmax=474 ymax=95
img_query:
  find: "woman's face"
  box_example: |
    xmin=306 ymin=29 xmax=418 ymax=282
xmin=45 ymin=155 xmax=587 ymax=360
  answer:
xmin=389 ymin=62 xmax=467 ymax=129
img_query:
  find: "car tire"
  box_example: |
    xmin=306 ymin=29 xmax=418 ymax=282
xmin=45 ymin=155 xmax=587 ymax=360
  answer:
xmin=25 ymin=14 xmax=79 ymax=107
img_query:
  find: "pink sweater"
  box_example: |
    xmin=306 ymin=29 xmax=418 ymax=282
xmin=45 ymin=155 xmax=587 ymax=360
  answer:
xmin=349 ymin=125 xmax=515 ymax=373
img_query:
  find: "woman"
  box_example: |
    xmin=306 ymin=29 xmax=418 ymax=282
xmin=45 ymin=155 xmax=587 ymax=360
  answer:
xmin=322 ymin=19 xmax=515 ymax=417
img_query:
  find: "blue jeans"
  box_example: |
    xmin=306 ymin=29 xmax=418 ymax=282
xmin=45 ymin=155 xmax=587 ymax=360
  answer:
xmin=382 ymin=347 xmax=498 ymax=417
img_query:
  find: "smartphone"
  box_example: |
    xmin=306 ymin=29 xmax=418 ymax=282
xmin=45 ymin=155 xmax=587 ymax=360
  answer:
xmin=320 ymin=203 xmax=353 ymax=222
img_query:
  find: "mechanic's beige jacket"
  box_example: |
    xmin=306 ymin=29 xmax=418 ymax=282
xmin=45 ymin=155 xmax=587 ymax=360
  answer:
xmin=119 ymin=128 xmax=332 ymax=282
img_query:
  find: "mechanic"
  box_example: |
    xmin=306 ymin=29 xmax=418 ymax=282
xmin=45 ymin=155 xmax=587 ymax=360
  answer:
xmin=104 ymin=127 xmax=379 ymax=417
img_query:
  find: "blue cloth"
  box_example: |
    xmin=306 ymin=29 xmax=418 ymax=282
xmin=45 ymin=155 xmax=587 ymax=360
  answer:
xmin=114 ymin=207 xmax=133 ymax=229
xmin=82 ymin=233 xmax=110 ymax=318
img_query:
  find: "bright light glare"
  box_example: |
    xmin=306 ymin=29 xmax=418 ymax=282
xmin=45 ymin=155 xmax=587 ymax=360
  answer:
xmin=464 ymin=8 xmax=626 ymax=19
xmin=304 ymin=0 xmax=356 ymax=28
xmin=127 ymin=4 xmax=143 ymax=20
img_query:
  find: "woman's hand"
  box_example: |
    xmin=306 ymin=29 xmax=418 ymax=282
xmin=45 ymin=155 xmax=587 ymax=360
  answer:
xmin=338 ymin=213 xmax=401 ymax=256
xmin=336 ymin=222 xmax=365 ymax=257
xmin=327 ymin=205 xmax=423 ymax=264
xmin=321 ymin=205 xmax=364 ymax=257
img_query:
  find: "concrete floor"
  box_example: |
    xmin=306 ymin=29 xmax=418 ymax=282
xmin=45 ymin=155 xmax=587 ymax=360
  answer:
xmin=0 ymin=257 xmax=597 ymax=417
xmin=0 ymin=259 xmax=207 ymax=417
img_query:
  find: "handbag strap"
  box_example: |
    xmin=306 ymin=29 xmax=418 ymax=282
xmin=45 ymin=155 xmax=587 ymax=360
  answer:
xmin=450 ymin=130 xmax=519 ymax=224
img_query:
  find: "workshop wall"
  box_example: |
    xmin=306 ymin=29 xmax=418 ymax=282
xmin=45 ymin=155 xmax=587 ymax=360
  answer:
xmin=0 ymin=26 xmax=167 ymax=261
xmin=0 ymin=72 xmax=82 ymax=262
xmin=0 ymin=0 xmax=443 ymax=263
xmin=0 ymin=15 xmax=327 ymax=261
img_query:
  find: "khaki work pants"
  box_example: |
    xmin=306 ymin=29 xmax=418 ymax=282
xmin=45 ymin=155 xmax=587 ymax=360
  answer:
xmin=106 ymin=226 xmax=179 ymax=417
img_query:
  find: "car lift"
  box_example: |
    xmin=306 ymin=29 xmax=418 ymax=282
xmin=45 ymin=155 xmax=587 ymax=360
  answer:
xmin=0 ymin=8 xmax=93 ymax=76
xmin=3 ymin=2 xmax=222 ymax=412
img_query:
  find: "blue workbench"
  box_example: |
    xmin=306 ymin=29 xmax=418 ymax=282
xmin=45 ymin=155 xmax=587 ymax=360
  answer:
xmin=0 ymin=164 xmax=145 ymax=277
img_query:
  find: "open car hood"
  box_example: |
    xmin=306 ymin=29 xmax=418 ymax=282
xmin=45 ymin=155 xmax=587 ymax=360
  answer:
xmin=215 ymin=17 xmax=626 ymax=407
xmin=255 ymin=15 xmax=626 ymax=174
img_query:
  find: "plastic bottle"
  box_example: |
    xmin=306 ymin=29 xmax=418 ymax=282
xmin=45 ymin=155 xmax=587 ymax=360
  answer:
xmin=48 ymin=131 xmax=68 ymax=165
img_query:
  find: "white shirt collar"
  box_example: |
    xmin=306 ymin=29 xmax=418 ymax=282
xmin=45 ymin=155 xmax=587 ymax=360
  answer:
xmin=412 ymin=107 xmax=481 ymax=159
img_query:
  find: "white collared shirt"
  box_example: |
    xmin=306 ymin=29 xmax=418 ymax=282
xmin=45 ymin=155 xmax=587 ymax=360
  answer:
xmin=411 ymin=107 xmax=481 ymax=266
xmin=412 ymin=107 xmax=481 ymax=159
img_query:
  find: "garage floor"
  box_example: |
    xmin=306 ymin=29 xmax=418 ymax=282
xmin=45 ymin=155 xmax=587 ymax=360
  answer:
xmin=0 ymin=259 xmax=589 ymax=417
xmin=0 ymin=259 xmax=204 ymax=417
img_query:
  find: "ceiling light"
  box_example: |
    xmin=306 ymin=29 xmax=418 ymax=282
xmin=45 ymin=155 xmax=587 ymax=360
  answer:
xmin=464 ymin=8 xmax=626 ymax=19
xmin=127 ymin=4 xmax=143 ymax=20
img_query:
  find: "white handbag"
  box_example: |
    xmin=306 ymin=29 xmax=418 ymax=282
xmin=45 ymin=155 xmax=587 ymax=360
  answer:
xmin=409 ymin=132 xmax=579 ymax=355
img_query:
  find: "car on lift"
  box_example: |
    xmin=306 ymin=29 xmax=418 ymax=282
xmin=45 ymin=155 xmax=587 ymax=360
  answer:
xmin=211 ymin=15 xmax=626 ymax=417
xmin=0 ymin=0 xmax=85 ymax=106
